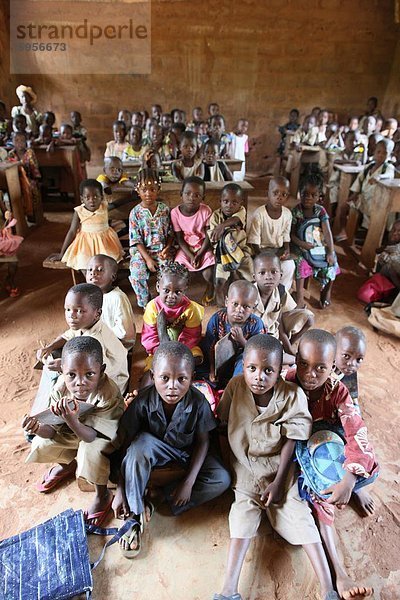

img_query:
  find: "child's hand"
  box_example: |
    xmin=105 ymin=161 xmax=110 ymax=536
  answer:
xmin=112 ymin=485 xmax=131 ymax=519
xmin=191 ymin=254 xmax=201 ymax=269
xmin=158 ymin=247 xmax=170 ymax=260
xmin=326 ymin=250 xmax=336 ymax=266
xmin=51 ymin=397 xmax=79 ymax=422
xmin=209 ymin=223 xmax=226 ymax=243
xmin=322 ymin=473 xmax=356 ymax=508
xmin=230 ymin=326 xmax=247 ymax=347
xmin=171 ymin=479 xmax=194 ymax=507
xmin=302 ymin=241 xmax=315 ymax=251
xmin=145 ymin=257 xmax=157 ymax=272
xmin=46 ymin=357 xmax=62 ymax=372
xmin=260 ymin=480 xmax=284 ymax=507
xmin=280 ymin=251 xmax=291 ymax=261
xmin=22 ymin=414 xmax=40 ymax=435
xmin=36 ymin=346 xmax=51 ymax=361
xmin=124 ymin=390 xmax=138 ymax=409
xmin=209 ymin=368 xmax=217 ymax=383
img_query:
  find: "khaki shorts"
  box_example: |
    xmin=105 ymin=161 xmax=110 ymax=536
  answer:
xmin=281 ymin=308 xmax=314 ymax=339
xmin=229 ymin=481 xmax=320 ymax=545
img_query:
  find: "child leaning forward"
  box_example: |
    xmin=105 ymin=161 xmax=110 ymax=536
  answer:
xmin=214 ymin=334 xmax=341 ymax=600
xmin=112 ymin=341 xmax=231 ymax=558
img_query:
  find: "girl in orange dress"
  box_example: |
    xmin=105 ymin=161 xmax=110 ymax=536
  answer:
xmin=53 ymin=179 xmax=123 ymax=271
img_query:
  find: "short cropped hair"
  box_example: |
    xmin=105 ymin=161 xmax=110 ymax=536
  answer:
xmin=181 ymin=175 xmax=206 ymax=195
xmin=180 ymin=131 xmax=197 ymax=144
xmin=79 ymin=178 xmax=103 ymax=196
xmin=228 ymin=279 xmax=257 ymax=299
xmin=157 ymin=261 xmax=189 ymax=285
xmin=335 ymin=326 xmax=366 ymax=345
xmin=88 ymin=254 xmax=118 ymax=273
xmin=299 ymin=170 xmax=324 ymax=196
xmin=244 ymin=333 xmax=283 ymax=363
xmin=299 ymin=329 xmax=336 ymax=353
xmin=253 ymin=251 xmax=281 ymax=269
xmin=152 ymin=341 xmax=195 ymax=372
xmin=60 ymin=123 xmax=73 ymax=133
xmin=377 ymin=138 xmax=395 ymax=154
xmin=221 ymin=182 xmax=243 ymax=197
xmin=68 ymin=283 xmax=103 ymax=310
xmin=62 ymin=336 xmax=103 ymax=365
xmin=269 ymin=176 xmax=289 ymax=191
xmin=113 ymin=119 xmax=127 ymax=132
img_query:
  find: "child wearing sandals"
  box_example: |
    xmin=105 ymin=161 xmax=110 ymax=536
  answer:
xmin=23 ymin=337 xmax=124 ymax=526
xmin=287 ymin=329 xmax=378 ymax=599
xmin=112 ymin=341 xmax=231 ymax=558
xmin=214 ymin=334 xmax=341 ymax=600
xmin=141 ymin=261 xmax=204 ymax=385
xmin=291 ymin=172 xmax=339 ymax=309
xmin=171 ymin=176 xmax=215 ymax=305
xmin=129 ymin=168 xmax=174 ymax=309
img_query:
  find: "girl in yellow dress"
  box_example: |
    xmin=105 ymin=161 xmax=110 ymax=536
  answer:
xmin=55 ymin=179 xmax=123 ymax=271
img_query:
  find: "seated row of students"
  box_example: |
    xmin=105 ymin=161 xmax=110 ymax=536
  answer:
xmin=23 ymin=277 xmax=378 ymax=599
xmin=104 ymin=104 xmax=249 ymax=182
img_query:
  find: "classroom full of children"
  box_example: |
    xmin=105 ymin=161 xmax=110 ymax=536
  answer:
xmin=2 ymin=87 xmax=400 ymax=600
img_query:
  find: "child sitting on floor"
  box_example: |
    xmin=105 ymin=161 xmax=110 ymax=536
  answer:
xmin=202 ymin=139 xmax=233 ymax=182
xmin=208 ymin=183 xmax=253 ymax=306
xmin=86 ymin=254 xmax=136 ymax=350
xmin=253 ymin=252 xmax=314 ymax=360
xmin=129 ymin=168 xmax=173 ymax=308
xmin=248 ymin=176 xmax=295 ymax=290
xmin=172 ymin=131 xmax=204 ymax=180
xmin=171 ymin=176 xmax=215 ymax=305
xmin=288 ymin=329 xmax=378 ymax=599
xmin=141 ymin=261 xmax=204 ymax=379
xmin=52 ymin=179 xmax=123 ymax=272
xmin=214 ymin=334 xmax=341 ymax=600
xmin=23 ymin=337 xmax=124 ymax=526
xmin=35 ymin=283 xmax=128 ymax=405
xmin=112 ymin=341 xmax=231 ymax=558
xmin=200 ymin=280 xmax=266 ymax=386
xmin=291 ymin=172 xmax=339 ymax=309
xmin=104 ymin=120 xmax=132 ymax=159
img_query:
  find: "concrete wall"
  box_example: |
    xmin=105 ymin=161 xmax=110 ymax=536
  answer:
xmin=1 ymin=0 xmax=399 ymax=166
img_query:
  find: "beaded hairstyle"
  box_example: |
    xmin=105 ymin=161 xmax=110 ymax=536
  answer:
xmin=134 ymin=167 xmax=161 ymax=190
xmin=157 ymin=260 xmax=190 ymax=285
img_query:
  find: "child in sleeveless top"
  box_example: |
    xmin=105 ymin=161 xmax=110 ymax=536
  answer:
xmin=52 ymin=179 xmax=123 ymax=271
xmin=172 ymin=131 xmax=204 ymax=180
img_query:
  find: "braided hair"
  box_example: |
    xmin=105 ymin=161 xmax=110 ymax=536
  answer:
xmin=134 ymin=167 xmax=161 ymax=190
xmin=157 ymin=260 xmax=190 ymax=285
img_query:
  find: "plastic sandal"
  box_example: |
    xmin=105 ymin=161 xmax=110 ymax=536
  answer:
xmin=84 ymin=496 xmax=113 ymax=527
xmin=8 ymin=287 xmax=20 ymax=298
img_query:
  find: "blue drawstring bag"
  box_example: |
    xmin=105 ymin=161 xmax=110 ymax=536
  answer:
xmin=0 ymin=508 xmax=136 ymax=600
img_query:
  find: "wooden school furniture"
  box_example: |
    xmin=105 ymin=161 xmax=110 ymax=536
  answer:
xmin=0 ymin=162 xmax=28 ymax=237
xmin=356 ymin=179 xmax=400 ymax=270
xmin=35 ymin=146 xmax=83 ymax=205
xmin=289 ymin=145 xmax=320 ymax=198
xmin=332 ymin=163 xmax=364 ymax=237
xmin=122 ymin=158 xmax=243 ymax=178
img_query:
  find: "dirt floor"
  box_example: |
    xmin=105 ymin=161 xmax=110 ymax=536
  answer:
xmin=0 ymin=187 xmax=399 ymax=600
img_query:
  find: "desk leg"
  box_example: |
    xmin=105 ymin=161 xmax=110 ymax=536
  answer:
xmin=360 ymin=187 xmax=391 ymax=270
xmin=333 ymin=172 xmax=351 ymax=237
xmin=5 ymin=167 xmax=29 ymax=237
xmin=66 ymin=151 xmax=81 ymax=206
xmin=289 ymin=152 xmax=301 ymax=198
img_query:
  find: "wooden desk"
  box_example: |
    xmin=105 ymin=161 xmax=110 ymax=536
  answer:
xmin=0 ymin=162 xmax=28 ymax=237
xmin=108 ymin=180 xmax=254 ymax=221
xmin=332 ymin=163 xmax=364 ymax=236
xmin=289 ymin=145 xmax=320 ymax=198
xmin=122 ymin=158 xmax=243 ymax=178
xmin=359 ymin=179 xmax=400 ymax=269
xmin=35 ymin=146 xmax=83 ymax=205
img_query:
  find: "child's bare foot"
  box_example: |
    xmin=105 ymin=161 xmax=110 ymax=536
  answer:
xmin=352 ymin=488 xmax=375 ymax=517
xmin=336 ymin=575 xmax=373 ymax=599
xmin=84 ymin=488 xmax=113 ymax=526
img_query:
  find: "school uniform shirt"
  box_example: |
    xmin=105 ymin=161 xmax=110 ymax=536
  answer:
xmin=102 ymin=286 xmax=136 ymax=350
xmin=253 ymin=284 xmax=296 ymax=336
xmin=247 ymin=205 xmax=292 ymax=249
xmin=119 ymin=384 xmax=217 ymax=451
xmin=62 ymin=320 xmax=129 ymax=394
xmin=217 ymin=375 xmax=312 ymax=491
xmin=209 ymin=206 xmax=251 ymax=254
xmin=202 ymin=309 xmax=266 ymax=359
xmin=96 ymin=173 xmax=130 ymax=186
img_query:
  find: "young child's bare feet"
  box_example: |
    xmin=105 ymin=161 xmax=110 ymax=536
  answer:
xmin=336 ymin=575 xmax=373 ymax=599
xmin=352 ymin=488 xmax=375 ymax=517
